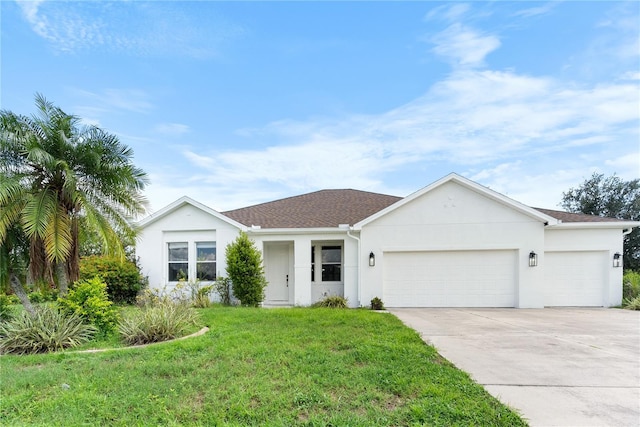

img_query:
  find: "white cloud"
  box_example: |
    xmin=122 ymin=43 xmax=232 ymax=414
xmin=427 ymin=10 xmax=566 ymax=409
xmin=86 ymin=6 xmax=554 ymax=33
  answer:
xmin=619 ymin=71 xmax=640 ymax=81
xmin=512 ymin=3 xmax=557 ymax=18
xmin=430 ymin=24 xmax=501 ymax=68
xmin=425 ymin=3 xmax=471 ymax=22
xmin=72 ymin=88 xmax=153 ymax=116
xmin=178 ymin=67 xmax=638 ymax=209
xmin=15 ymin=0 xmax=245 ymax=58
xmin=466 ymin=165 xmax=601 ymax=209
xmin=155 ymin=123 xmax=190 ymax=136
xmin=605 ymin=152 xmax=640 ymax=179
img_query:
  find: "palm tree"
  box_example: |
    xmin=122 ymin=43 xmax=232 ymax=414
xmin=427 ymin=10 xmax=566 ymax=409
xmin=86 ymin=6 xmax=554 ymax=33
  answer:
xmin=0 ymin=94 xmax=148 ymax=298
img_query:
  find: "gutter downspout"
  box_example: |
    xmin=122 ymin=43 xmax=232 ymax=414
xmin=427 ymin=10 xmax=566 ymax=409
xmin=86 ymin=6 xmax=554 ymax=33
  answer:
xmin=346 ymin=228 xmax=361 ymax=307
xmin=622 ymin=228 xmax=633 ymax=236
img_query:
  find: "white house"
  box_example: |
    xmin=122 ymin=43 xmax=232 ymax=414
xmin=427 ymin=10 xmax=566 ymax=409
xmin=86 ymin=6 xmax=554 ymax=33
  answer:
xmin=136 ymin=173 xmax=639 ymax=308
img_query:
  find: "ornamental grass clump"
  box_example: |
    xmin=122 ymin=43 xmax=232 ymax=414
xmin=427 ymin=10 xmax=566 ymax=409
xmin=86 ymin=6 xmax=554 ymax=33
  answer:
xmin=623 ymin=296 xmax=640 ymax=310
xmin=0 ymin=306 xmax=96 ymax=355
xmin=311 ymin=295 xmax=349 ymax=308
xmin=118 ymin=300 xmax=200 ymax=345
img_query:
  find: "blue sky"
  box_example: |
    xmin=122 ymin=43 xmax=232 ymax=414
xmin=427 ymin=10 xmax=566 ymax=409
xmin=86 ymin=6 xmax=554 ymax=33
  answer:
xmin=2 ymin=1 xmax=639 ymax=214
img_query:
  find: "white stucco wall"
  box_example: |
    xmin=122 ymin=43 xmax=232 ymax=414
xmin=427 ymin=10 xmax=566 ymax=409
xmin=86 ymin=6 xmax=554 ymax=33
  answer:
xmin=544 ymin=227 xmax=624 ymax=306
xmin=359 ymin=180 xmax=546 ymax=308
xmin=137 ymin=183 xmax=631 ymax=309
xmin=249 ymin=231 xmax=359 ymax=307
xmin=136 ymin=203 xmax=242 ymax=291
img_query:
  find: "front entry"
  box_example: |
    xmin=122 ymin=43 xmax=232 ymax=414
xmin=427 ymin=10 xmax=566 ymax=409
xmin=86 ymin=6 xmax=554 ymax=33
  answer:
xmin=264 ymin=243 xmax=292 ymax=304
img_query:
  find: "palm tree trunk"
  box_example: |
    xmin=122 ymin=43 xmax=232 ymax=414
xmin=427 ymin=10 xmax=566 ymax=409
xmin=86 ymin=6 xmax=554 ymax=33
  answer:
xmin=67 ymin=217 xmax=80 ymax=283
xmin=56 ymin=262 xmax=69 ymax=297
xmin=9 ymin=273 xmax=36 ymax=317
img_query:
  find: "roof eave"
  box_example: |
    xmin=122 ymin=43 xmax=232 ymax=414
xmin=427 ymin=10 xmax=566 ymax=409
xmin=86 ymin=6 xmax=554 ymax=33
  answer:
xmin=547 ymin=221 xmax=640 ymax=230
xmin=246 ymin=227 xmax=353 ymax=235
xmin=137 ymin=196 xmax=247 ymax=231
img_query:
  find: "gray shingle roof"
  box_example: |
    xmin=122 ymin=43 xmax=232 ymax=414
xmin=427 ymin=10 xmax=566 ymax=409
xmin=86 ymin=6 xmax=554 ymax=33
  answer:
xmin=533 ymin=208 xmax=627 ymax=223
xmin=222 ymin=189 xmax=402 ymax=228
xmin=221 ymin=189 xmax=625 ymax=228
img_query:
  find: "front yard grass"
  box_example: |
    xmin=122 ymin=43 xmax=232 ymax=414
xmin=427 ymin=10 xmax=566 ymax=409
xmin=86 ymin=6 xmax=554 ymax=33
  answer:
xmin=0 ymin=307 xmax=527 ymax=426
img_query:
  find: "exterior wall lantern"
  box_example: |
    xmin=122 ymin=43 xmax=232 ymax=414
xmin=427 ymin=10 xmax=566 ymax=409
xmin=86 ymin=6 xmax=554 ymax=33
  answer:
xmin=528 ymin=251 xmax=538 ymax=267
xmin=369 ymin=252 xmax=376 ymax=267
xmin=613 ymin=252 xmax=622 ymax=268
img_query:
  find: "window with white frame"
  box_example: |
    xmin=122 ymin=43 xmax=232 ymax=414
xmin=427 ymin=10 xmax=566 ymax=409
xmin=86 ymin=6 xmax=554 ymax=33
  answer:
xmin=311 ymin=244 xmax=342 ymax=282
xmin=321 ymin=245 xmax=342 ymax=282
xmin=168 ymin=242 xmax=188 ymax=281
xmin=196 ymin=242 xmax=216 ymax=281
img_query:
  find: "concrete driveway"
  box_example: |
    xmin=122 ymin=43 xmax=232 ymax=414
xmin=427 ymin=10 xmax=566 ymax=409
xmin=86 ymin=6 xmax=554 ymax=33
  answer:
xmin=389 ymin=308 xmax=640 ymax=427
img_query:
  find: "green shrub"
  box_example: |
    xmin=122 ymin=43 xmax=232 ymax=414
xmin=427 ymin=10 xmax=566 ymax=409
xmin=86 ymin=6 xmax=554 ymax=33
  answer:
xmin=58 ymin=277 xmax=119 ymax=335
xmin=28 ymin=290 xmax=56 ymax=304
xmin=0 ymin=306 xmax=96 ymax=354
xmin=80 ymin=256 xmax=147 ymax=304
xmin=226 ymin=232 xmax=268 ymax=307
xmin=3 ymin=294 xmax=20 ymax=305
xmin=623 ymin=296 xmax=640 ymax=310
xmin=117 ymin=301 xmax=200 ymax=345
xmin=623 ymin=271 xmax=640 ymax=301
xmin=312 ymin=295 xmax=349 ymax=308
xmin=370 ymin=297 xmax=385 ymax=310
xmin=0 ymin=294 xmax=15 ymax=321
xmin=214 ymin=277 xmax=232 ymax=306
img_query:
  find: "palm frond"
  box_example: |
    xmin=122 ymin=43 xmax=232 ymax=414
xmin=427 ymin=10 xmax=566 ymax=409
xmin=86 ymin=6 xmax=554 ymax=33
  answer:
xmin=21 ymin=189 xmax=57 ymax=239
xmin=43 ymin=205 xmax=72 ymax=263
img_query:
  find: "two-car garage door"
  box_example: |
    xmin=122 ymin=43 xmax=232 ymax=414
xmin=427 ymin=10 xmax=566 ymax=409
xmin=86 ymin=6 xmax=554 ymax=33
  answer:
xmin=383 ymin=250 xmax=517 ymax=307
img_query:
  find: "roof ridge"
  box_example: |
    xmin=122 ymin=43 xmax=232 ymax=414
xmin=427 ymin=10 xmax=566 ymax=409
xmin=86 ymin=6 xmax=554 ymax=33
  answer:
xmin=222 ymin=188 xmax=400 ymax=214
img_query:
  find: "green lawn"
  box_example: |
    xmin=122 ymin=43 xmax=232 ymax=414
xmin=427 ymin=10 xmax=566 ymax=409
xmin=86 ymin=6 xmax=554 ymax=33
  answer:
xmin=0 ymin=307 xmax=527 ymax=426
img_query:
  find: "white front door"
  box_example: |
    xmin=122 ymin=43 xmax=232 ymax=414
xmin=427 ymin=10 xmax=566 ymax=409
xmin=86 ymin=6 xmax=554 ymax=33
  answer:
xmin=264 ymin=243 xmax=290 ymax=302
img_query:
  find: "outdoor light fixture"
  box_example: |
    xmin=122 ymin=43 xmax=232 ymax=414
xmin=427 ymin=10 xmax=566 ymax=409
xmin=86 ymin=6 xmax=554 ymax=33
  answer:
xmin=528 ymin=251 xmax=538 ymax=267
xmin=369 ymin=252 xmax=375 ymax=267
xmin=613 ymin=252 xmax=622 ymax=268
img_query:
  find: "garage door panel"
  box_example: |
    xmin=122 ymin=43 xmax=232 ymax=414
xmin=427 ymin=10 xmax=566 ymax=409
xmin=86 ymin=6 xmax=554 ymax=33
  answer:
xmin=383 ymin=250 xmax=516 ymax=307
xmin=544 ymin=251 xmax=605 ymax=307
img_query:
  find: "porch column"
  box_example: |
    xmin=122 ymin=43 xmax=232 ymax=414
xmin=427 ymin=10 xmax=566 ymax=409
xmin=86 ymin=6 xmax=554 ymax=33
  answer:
xmin=293 ymin=236 xmax=312 ymax=306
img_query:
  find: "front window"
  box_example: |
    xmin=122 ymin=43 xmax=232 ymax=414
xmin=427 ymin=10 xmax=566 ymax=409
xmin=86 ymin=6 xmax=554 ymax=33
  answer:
xmin=168 ymin=242 xmax=188 ymax=281
xmin=321 ymin=246 xmax=342 ymax=282
xmin=196 ymin=242 xmax=216 ymax=281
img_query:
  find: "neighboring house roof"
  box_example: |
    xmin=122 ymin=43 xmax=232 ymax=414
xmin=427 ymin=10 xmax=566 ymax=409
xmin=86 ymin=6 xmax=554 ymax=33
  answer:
xmin=222 ymin=189 xmax=402 ymax=228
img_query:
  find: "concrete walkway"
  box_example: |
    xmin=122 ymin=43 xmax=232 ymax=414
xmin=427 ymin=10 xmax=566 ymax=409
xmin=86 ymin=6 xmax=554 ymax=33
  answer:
xmin=389 ymin=308 xmax=640 ymax=427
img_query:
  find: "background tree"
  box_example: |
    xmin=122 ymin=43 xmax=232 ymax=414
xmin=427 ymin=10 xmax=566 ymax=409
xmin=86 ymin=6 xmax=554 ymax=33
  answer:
xmin=0 ymin=225 xmax=35 ymax=315
xmin=226 ymin=232 xmax=268 ymax=307
xmin=0 ymin=94 xmax=148 ymax=299
xmin=561 ymin=173 xmax=640 ymax=270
